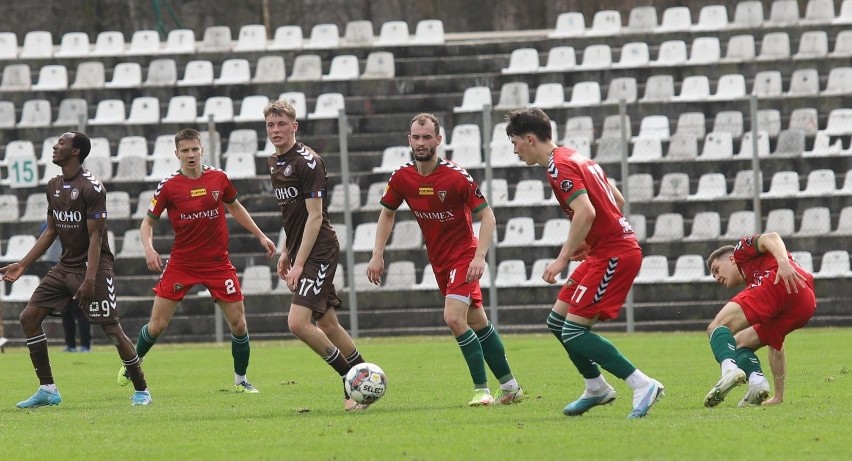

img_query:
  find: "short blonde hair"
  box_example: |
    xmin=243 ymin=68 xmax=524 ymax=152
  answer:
xmin=263 ymin=99 xmax=297 ymax=120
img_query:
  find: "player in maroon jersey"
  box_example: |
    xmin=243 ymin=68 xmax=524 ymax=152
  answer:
xmin=704 ymin=232 xmax=816 ymax=407
xmin=264 ymin=100 xmax=373 ymax=411
xmin=367 ymin=113 xmax=524 ymax=406
xmin=2 ymin=131 xmax=151 ymax=407
xmin=505 ymin=108 xmax=663 ymax=419
xmin=117 ymin=128 xmax=276 ymax=394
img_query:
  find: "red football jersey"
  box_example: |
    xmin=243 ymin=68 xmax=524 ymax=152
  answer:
xmin=733 ymin=234 xmax=810 ymax=286
xmin=546 ymin=146 xmax=638 ymax=256
xmin=148 ymin=165 xmax=237 ymax=263
xmin=380 ymin=159 xmax=487 ymax=273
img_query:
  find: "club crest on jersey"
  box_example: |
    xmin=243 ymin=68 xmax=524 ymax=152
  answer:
xmin=212 ymin=190 xmax=220 ymax=200
xmin=174 ymin=283 xmax=184 ymax=293
xmin=560 ymin=179 xmax=574 ymax=192
xmin=284 ymin=164 xmax=293 ymax=176
xmin=419 ymin=186 xmax=434 ymax=195
xmin=191 ymin=188 xmax=207 ymax=197
xmin=70 ymin=188 xmax=79 ymax=200
xmin=438 ymin=191 xmax=447 ymax=202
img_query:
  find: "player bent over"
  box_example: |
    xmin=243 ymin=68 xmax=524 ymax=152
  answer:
xmin=1 ymin=131 xmax=151 ymax=408
xmin=704 ymin=232 xmax=816 ymax=407
xmin=118 ymin=128 xmax=276 ymax=393
xmin=264 ymin=100 xmax=373 ymax=411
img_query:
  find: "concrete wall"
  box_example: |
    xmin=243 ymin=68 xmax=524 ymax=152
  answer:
xmin=3 ymin=0 xmax=782 ymax=41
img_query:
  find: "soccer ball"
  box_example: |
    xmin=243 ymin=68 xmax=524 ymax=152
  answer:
xmin=345 ymin=362 xmax=387 ymax=404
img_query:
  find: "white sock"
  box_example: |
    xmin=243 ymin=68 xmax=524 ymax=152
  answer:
xmin=720 ymin=358 xmax=739 ymax=376
xmin=625 ymin=369 xmax=650 ymax=390
xmin=235 ymin=374 xmax=247 ymax=385
xmin=500 ymin=378 xmax=519 ymax=391
xmin=584 ymin=375 xmax=609 ymax=392
xmin=40 ymin=384 xmax=57 ymax=393
xmin=748 ymin=372 xmax=766 ymax=386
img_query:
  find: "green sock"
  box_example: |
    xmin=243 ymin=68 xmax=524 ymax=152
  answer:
xmin=232 ymin=333 xmax=250 ymax=376
xmin=709 ymin=326 xmax=737 ymax=364
xmin=475 ymin=322 xmax=513 ymax=384
xmin=735 ymin=347 xmax=763 ymax=377
xmin=562 ymin=321 xmax=636 ymax=379
xmin=135 ymin=324 xmax=157 ymax=358
xmin=548 ymin=311 xmax=600 ymax=379
xmin=456 ymin=329 xmax=488 ymax=388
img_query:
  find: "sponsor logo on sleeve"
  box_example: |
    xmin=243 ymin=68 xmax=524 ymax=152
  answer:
xmin=560 ymin=179 xmax=574 ymax=192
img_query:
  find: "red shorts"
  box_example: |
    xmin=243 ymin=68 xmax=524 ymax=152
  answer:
xmin=558 ymin=248 xmax=642 ymax=321
xmin=154 ymin=260 xmax=243 ymax=302
xmin=733 ymin=273 xmax=816 ymax=350
xmin=435 ymin=259 xmax=483 ymax=308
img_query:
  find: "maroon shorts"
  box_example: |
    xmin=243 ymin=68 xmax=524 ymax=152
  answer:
xmin=30 ymin=265 xmax=120 ymax=324
xmin=154 ymin=260 xmax=243 ymax=302
xmin=289 ymin=257 xmax=343 ymax=320
xmin=733 ymin=274 xmax=817 ymax=350
xmin=558 ymin=248 xmax=642 ymax=321
xmin=435 ymin=259 xmax=484 ymax=309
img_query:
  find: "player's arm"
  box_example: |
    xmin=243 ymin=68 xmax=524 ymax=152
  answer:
xmin=763 ymin=346 xmax=786 ymax=405
xmin=75 ymin=216 xmax=105 ymax=308
xmin=0 ymin=215 xmax=59 ymax=282
xmin=367 ymin=207 xmax=396 ymax=285
xmin=140 ymin=215 xmax=164 ymax=272
xmin=284 ymin=196 xmax=322 ymax=291
xmin=756 ymin=232 xmax=807 ymax=293
xmin=224 ymin=199 xmax=275 ymax=257
xmin=543 ymin=192 xmax=595 ymax=284
xmin=467 ymin=204 xmax=495 ymax=282
xmin=609 ymin=182 xmax=626 ymax=211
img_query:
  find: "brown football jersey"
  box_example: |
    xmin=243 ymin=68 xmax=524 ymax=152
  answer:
xmin=45 ymin=168 xmax=114 ymax=271
xmin=267 ymin=142 xmax=339 ymax=261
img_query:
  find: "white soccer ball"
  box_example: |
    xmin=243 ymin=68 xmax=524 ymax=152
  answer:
xmin=345 ymin=362 xmax=387 ymax=404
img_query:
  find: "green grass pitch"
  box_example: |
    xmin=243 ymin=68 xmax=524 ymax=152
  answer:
xmin=1 ymin=328 xmax=849 ymax=460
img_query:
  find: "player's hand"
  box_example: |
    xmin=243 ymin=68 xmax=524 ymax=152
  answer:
xmin=277 ymin=253 xmax=291 ymax=280
xmin=366 ymin=257 xmax=385 ymax=285
xmin=0 ymin=262 xmax=24 ymax=282
xmin=466 ymin=255 xmax=486 ymax=282
xmin=144 ymin=248 xmax=163 ymax=272
xmin=285 ymin=264 xmax=304 ymax=293
xmin=259 ymin=236 xmax=276 ymax=258
xmin=542 ymin=259 xmax=568 ymax=284
xmin=73 ymin=278 xmax=96 ymax=310
xmin=774 ymin=261 xmax=807 ymax=294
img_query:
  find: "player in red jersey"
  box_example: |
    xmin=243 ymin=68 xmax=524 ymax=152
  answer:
xmin=704 ymin=232 xmax=816 ymax=407
xmin=367 ymin=113 xmax=524 ymax=406
xmin=117 ymin=128 xmax=276 ymax=394
xmin=2 ymin=131 xmax=151 ymax=407
xmin=264 ymin=100 xmax=373 ymax=411
xmin=505 ymin=108 xmax=663 ymax=419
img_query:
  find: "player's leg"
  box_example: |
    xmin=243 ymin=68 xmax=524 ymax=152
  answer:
xmin=61 ymin=307 xmax=77 ymax=352
xmin=74 ymin=303 xmax=92 ymax=352
xmin=117 ymin=296 xmax=178 ymax=386
xmin=317 ymin=307 xmax=365 ymax=367
xmin=217 ymin=299 xmax=257 ymax=393
xmin=704 ymin=301 xmax=751 ymax=407
xmin=102 ymin=321 xmax=151 ymax=405
xmin=468 ymin=306 xmax=523 ymax=404
xmin=16 ymin=303 xmax=62 ymax=408
xmin=443 ymin=297 xmax=491 ymax=406
xmin=733 ymin=327 xmax=770 ymax=406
